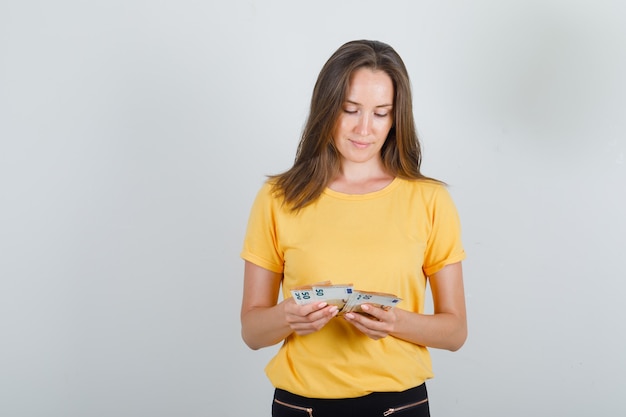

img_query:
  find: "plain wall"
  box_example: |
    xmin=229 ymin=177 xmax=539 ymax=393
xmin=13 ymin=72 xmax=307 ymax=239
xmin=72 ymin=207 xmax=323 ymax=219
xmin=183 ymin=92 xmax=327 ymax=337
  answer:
xmin=1 ymin=1 xmax=625 ymax=416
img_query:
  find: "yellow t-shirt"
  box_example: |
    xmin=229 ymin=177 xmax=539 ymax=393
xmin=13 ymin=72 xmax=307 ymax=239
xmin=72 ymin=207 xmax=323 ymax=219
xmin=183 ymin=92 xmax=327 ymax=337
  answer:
xmin=241 ymin=177 xmax=465 ymax=398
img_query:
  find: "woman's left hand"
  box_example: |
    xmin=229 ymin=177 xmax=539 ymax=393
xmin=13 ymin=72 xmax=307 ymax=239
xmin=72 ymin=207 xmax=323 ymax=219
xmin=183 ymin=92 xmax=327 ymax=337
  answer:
xmin=343 ymin=263 xmax=467 ymax=350
xmin=343 ymin=304 xmax=398 ymax=340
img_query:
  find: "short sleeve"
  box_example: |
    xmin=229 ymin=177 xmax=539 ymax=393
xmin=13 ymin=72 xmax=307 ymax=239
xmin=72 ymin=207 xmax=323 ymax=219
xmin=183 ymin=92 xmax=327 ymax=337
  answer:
xmin=422 ymin=186 xmax=466 ymax=277
xmin=240 ymin=182 xmax=285 ymax=273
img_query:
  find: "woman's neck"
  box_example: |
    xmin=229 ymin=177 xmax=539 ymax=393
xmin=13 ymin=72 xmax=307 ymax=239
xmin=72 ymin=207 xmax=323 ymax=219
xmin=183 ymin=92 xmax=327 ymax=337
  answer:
xmin=328 ymin=160 xmax=394 ymax=194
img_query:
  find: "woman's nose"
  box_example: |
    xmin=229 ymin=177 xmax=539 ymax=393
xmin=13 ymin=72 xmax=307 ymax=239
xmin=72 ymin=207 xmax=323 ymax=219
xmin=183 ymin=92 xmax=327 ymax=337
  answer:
xmin=355 ymin=114 xmax=371 ymax=136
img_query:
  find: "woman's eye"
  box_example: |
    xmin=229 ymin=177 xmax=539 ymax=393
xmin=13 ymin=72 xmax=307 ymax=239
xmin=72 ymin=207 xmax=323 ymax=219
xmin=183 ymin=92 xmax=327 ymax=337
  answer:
xmin=343 ymin=109 xmax=357 ymax=114
xmin=375 ymin=113 xmax=389 ymax=118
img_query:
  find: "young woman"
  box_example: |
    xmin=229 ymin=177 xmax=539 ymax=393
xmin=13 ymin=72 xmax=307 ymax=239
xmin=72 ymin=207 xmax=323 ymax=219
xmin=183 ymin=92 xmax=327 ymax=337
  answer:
xmin=241 ymin=40 xmax=467 ymax=417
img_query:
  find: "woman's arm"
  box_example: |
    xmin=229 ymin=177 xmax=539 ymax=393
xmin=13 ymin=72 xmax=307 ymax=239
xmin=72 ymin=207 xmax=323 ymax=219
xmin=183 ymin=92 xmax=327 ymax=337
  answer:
xmin=343 ymin=262 xmax=467 ymax=351
xmin=241 ymin=261 xmax=339 ymax=350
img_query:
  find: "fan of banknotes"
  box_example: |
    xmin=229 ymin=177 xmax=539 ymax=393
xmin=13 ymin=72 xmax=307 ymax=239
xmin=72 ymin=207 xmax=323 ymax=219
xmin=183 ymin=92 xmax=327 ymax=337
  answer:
xmin=290 ymin=281 xmax=402 ymax=315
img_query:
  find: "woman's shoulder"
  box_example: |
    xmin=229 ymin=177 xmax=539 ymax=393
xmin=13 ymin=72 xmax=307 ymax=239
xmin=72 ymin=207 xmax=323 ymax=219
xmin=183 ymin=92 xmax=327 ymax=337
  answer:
xmin=258 ymin=178 xmax=276 ymax=192
xmin=248 ymin=178 xmax=289 ymax=213
xmin=396 ymin=177 xmax=456 ymax=205
xmin=397 ymin=177 xmax=448 ymax=193
xmin=251 ymin=179 xmax=279 ymax=201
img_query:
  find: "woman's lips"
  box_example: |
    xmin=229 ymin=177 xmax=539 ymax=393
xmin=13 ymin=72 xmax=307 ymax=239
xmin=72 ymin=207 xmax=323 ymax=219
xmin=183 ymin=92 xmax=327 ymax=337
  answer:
xmin=349 ymin=139 xmax=370 ymax=149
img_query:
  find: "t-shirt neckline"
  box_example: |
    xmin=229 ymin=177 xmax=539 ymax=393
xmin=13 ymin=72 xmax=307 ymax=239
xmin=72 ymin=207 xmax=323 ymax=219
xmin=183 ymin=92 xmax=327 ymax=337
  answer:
xmin=323 ymin=177 xmax=401 ymax=200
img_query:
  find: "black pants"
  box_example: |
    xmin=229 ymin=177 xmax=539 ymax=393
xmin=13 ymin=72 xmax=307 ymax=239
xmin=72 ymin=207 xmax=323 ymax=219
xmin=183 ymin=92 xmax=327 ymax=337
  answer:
xmin=272 ymin=384 xmax=430 ymax=417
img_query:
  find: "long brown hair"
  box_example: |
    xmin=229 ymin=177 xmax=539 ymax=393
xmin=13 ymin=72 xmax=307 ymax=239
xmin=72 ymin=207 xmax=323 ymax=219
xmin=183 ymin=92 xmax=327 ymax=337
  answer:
xmin=270 ymin=40 xmax=433 ymax=211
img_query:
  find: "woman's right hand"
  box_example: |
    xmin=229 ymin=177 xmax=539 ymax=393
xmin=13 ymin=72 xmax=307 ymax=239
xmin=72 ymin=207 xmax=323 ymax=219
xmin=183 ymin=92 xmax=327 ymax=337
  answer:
xmin=242 ymin=261 xmax=340 ymax=349
xmin=283 ymin=299 xmax=339 ymax=335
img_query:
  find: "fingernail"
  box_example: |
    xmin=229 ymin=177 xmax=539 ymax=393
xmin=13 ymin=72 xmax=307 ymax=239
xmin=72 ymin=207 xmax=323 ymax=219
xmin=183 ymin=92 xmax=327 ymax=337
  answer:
xmin=361 ymin=304 xmax=369 ymax=311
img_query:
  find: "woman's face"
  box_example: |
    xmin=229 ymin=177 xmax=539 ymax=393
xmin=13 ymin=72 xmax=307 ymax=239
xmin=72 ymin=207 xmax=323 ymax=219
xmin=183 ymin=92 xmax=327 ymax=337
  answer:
xmin=332 ymin=67 xmax=394 ymax=167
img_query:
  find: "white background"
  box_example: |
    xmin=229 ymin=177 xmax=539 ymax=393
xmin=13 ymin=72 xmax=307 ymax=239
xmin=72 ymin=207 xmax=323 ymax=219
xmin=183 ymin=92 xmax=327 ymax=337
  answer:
xmin=1 ymin=1 xmax=625 ymax=416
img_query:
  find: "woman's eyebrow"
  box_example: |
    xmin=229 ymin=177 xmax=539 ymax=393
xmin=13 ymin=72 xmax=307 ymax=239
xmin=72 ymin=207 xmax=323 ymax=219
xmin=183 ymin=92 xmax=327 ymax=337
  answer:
xmin=345 ymin=99 xmax=393 ymax=108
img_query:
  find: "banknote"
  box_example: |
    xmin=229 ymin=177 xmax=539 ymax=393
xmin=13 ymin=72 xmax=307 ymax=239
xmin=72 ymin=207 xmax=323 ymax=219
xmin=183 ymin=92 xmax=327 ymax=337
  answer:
xmin=341 ymin=290 xmax=402 ymax=317
xmin=290 ymin=282 xmax=401 ymax=315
